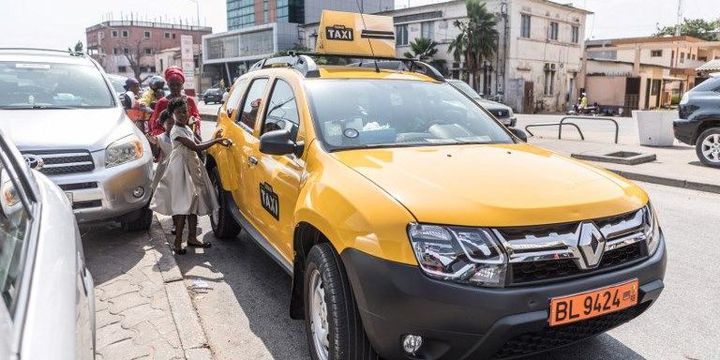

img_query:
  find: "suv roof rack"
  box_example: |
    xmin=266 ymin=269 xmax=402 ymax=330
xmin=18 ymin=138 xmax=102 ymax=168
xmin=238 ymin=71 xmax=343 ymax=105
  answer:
xmin=249 ymin=52 xmax=445 ymax=82
xmin=0 ymin=48 xmax=85 ymax=57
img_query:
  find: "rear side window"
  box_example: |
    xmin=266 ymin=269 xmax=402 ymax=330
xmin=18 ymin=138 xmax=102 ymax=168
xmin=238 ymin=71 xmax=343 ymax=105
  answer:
xmin=0 ymin=152 xmax=31 ymax=318
xmin=238 ymin=78 xmax=269 ymax=132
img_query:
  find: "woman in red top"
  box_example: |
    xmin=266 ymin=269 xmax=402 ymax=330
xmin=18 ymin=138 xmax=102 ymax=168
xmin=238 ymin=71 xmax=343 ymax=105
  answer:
xmin=149 ymin=66 xmax=201 ymax=137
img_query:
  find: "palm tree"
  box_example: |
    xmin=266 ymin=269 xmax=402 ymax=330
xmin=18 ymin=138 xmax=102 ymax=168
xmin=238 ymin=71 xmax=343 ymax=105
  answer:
xmin=403 ymin=37 xmax=438 ymax=61
xmin=448 ymin=0 xmax=499 ymax=89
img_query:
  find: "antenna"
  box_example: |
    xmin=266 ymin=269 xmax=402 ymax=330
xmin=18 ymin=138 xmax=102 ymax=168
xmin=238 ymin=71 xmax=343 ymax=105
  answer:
xmin=354 ymin=0 xmax=379 ymax=71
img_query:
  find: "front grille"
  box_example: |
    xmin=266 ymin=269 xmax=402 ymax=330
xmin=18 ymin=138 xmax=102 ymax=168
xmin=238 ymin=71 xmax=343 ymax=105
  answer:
xmin=497 ymin=208 xmax=649 ymax=286
xmin=510 ymin=242 xmax=645 ymax=285
xmin=58 ymin=182 xmax=98 ymax=191
xmin=72 ymin=200 xmax=102 ymax=210
xmin=489 ymin=109 xmax=509 ymax=118
xmin=22 ymin=150 xmax=95 ymax=175
xmin=492 ymin=302 xmax=651 ymax=359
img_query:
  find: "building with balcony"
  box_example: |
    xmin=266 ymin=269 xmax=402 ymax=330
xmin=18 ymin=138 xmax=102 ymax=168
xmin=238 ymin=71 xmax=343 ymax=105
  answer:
xmin=86 ymin=20 xmax=212 ymax=82
xmin=204 ymin=0 xmax=393 ymax=85
xmin=301 ymin=0 xmax=591 ymax=113
xmin=581 ymin=35 xmax=720 ymax=112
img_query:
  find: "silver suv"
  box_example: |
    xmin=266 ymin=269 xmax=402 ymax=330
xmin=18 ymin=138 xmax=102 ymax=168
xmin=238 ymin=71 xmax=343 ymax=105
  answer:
xmin=0 ymin=48 xmax=153 ymax=230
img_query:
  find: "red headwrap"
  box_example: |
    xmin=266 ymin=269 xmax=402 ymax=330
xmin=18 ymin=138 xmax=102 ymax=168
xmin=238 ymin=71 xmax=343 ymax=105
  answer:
xmin=164 ymin=66 xmax=185 ymax=83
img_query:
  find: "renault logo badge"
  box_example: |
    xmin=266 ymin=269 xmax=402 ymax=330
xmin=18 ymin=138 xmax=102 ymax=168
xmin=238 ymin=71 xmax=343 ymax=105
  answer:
xmin=23 ymin=154 xmax=45 ymax=170
xmin=576 ymin=222 xmax=605 ymax=269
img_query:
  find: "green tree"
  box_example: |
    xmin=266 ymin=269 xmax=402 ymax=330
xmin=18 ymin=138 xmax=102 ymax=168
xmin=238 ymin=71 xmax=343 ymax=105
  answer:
xmin=403 ymin=37 xmax=438 ymax=61
xmin=448 ymin=0 xmax=498 ymax=89
xmin=655 ymin=18 xmax=719 ymax=41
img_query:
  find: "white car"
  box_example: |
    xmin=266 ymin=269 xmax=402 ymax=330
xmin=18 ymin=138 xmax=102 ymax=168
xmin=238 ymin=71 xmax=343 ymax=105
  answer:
xmin=448 ymin=79 xmax=517 ymax=127
xmin=0 ymin=130 xmax=95 ymax=359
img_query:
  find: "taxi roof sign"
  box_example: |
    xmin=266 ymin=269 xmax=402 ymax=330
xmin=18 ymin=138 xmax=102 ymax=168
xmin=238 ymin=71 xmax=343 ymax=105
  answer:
xmin=316 ymin=10 xmax=396 ymax=58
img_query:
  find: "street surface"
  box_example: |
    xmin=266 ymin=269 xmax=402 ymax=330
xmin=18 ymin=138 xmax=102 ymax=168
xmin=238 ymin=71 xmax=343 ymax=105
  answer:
xmin=160 ymin=181 xmax=719 ymax=359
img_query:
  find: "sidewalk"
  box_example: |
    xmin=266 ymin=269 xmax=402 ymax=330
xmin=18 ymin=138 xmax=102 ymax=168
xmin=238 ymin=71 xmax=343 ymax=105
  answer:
xmin=530 ymin=137 xmax=720 ymax=193
xmin=83 ymin=218 xmax=212 ymax=360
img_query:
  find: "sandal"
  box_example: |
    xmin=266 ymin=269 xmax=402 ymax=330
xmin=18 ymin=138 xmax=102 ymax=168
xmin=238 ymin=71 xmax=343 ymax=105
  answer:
xmin=187 ymin=240 xmax=212 ymax=248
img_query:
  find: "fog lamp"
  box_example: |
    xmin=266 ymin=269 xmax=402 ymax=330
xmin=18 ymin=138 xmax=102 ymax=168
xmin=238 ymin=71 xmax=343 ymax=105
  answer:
xmin=402 ymin=334 xmax=423 ymax=355
xmin=132 ymin=186 xmax=145 ymax=198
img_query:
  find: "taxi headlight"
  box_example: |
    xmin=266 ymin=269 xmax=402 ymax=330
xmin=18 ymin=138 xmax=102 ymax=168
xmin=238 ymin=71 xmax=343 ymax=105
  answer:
xmin=408 ymin=224 xmax=507 ymax=287
xmin=644 ymin=203 xmax=661 ymax=256
xmin=105 ymin=136 xmax=144 ymax=168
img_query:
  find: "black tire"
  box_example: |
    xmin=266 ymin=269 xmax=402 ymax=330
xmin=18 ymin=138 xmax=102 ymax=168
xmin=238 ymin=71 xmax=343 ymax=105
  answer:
xmin=121 ymin=204 xmax=152 ymax=231
xmin=304 ymin=243 xmax=378 ymax=360
xmin=209 ymin=166 xmax=241 ymax=238
xmin=695 ymin=128 xmax=720 ymax=168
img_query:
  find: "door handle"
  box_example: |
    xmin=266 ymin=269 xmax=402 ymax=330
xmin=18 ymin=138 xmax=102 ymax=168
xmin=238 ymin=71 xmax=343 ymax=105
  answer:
xmin=248 ymin=156 xmax=258 ymax=166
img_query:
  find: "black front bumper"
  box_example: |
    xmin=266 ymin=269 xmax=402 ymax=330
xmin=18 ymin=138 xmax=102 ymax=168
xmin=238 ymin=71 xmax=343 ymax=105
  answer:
xmin=341 ymin=236 xmax=666 ymax=360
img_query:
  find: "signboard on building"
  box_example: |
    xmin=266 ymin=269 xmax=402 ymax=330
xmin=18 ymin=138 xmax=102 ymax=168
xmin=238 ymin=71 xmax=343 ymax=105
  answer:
xmin=180 ymin=35 xmax=195 ymax=96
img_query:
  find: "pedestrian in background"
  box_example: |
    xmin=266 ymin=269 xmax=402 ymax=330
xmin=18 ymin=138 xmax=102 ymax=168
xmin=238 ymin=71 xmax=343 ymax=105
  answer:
xmin=121 ymin=78 xmax=145 ymax=131
xmin=149 ymin=97 xmax=231 ymax=254
xmin=138 ymin=76 xmax=166 ymax=132
xmin=149 ymin=66 xmax=201 ymax=139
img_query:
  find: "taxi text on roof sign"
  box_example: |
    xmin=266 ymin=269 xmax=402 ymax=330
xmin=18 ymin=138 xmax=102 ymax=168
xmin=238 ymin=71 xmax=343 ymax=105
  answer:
xmin=315 ymin=10 xmax=396 ymax=58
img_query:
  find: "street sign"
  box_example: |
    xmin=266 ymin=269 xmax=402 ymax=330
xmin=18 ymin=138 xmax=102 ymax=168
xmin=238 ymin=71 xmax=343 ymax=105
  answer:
xmin=180 ymin=35 xmax=195 ymax=96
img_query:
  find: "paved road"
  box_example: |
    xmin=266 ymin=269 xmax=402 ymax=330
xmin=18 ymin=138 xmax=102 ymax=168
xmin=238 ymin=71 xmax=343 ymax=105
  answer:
xmin=167 ymin=181 xmax=719 ymax=360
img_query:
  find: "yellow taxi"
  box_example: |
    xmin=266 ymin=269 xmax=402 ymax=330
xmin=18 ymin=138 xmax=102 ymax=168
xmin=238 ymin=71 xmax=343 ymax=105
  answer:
xmin=207 ymin=10 xmax=666 ymax=360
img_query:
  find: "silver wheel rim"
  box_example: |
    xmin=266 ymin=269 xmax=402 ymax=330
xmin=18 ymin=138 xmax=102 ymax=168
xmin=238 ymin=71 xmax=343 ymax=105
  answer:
xmin=309 ymin=269 xmax=330 ymax=360
xmin=701 ymin=133 xmax=720 ymax=163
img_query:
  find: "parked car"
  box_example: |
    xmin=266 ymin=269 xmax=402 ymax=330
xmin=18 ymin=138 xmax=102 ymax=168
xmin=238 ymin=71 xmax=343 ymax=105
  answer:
xmin=674 ymin=76 xmax=720 ymax=167
xmin=0 ymin=48 xmax=154 ymax=230
xmin=202 ymin=88 xmax=224 ymax=104
xmin=207 ymin=13 xmax=665 ymax=359
xmin=448 ymin=79 xmax=517 ymax=127
xmin=0 ymin=129 xmax=95 ymax=359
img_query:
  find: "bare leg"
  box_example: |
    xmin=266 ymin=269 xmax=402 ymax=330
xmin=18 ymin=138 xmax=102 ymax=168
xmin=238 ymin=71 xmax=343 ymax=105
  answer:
xmin=187 ymin=214 xmax=211 ymax=248
xmin=172 ymin=215 xmax=187 ymax=254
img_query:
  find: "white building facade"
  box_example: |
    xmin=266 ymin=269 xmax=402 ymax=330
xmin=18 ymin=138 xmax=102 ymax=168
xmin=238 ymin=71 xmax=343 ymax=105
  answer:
xmin=302 ymin=0 xmax=590 ymax=112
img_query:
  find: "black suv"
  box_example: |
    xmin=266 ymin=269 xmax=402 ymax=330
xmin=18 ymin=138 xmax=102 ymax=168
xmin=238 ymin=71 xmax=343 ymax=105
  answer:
xmin=202 ymin=88 xmax=223 ymax=104
xmin=674 ymin=77 xmax=720 ymax=167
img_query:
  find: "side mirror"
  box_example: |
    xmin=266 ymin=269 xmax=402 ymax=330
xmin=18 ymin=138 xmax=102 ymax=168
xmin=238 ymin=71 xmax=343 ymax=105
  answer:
xmin=508 ymin=127 xmax=528 ymax=142
xmin=259 ymin=129 xmax=304 ymax=157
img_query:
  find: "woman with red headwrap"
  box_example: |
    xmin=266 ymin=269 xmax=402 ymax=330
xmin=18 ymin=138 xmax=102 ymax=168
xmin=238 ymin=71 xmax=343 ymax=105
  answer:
xmin=149 ymin=66 xmax=201 ymax=137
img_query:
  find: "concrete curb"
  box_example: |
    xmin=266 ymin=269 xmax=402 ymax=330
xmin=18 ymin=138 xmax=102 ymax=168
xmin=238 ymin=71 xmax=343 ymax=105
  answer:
xmin=608 ymin=169 xmax=720 ymax=194
xmin=148 ymin=216 xmax=213 ymax=360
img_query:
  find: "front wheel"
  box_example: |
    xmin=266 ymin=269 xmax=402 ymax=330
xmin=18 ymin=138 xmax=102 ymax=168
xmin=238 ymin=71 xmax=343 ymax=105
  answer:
xmin=696 ymin=128 xmax=720 ymax=168
xmin=304 ymin=243 xmax=378 ymax=360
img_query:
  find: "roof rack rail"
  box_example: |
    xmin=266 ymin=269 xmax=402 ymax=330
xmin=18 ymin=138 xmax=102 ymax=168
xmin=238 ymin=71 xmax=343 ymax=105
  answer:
xmin=0 ymin=48 xmax=84 ymax=56
xmin=249 ymin=52 xmax=445 ymax=82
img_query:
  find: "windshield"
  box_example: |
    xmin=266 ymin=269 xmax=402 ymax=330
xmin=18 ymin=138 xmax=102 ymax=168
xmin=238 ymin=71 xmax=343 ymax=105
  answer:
xmin=0 ymin=61 xmax=114 ymax=109
xmin=306 ymin=79 xmax=513 ymax=151
xmin=449 ymin=80 xmax=482 ymax=100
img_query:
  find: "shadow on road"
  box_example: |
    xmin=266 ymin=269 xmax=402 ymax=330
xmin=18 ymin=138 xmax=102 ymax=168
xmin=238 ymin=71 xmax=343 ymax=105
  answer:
xmin=81 ymin=223 xmax=147 ymax=285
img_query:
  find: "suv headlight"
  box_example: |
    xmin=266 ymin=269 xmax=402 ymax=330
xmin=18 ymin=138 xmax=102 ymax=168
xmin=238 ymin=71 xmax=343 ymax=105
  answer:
xmin=644 ymin=203 xmax=661 ymax=256
xmin=408 ymin=223 xmax=507 ymax=287
xmin=105 ymin=135 xmax=144 ymax=168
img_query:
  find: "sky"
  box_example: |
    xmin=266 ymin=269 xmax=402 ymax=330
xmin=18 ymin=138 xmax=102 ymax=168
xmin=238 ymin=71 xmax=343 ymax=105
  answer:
xmin=0 ymin=0 xmax=717 ymax=49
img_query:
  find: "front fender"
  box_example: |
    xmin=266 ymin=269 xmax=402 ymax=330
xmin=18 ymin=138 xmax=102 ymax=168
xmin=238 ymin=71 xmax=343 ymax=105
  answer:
xmin=208 ymin=132 xmax=241 ymax=192
xmin=293 ymin=142 xmax=419 ymax=266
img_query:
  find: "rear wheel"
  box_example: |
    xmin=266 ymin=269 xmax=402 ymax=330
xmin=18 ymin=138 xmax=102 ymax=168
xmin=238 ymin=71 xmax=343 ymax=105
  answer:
xmin=696 ymin=128 xmax=720 ymax=168
xmin=304 ymin=243 xmax=378 ymax=360
xmin=209 ymin=166 xmax=241 ymax=238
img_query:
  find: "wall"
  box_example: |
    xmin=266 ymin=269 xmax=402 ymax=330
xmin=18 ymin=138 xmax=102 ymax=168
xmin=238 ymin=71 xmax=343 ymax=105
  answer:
xmin=585 ymin=76 xmax=626 ymax=106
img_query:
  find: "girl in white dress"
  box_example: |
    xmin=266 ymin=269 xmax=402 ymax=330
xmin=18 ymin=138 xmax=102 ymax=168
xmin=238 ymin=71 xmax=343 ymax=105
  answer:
xmin=150 ymin=97 xmax=231 ymax=254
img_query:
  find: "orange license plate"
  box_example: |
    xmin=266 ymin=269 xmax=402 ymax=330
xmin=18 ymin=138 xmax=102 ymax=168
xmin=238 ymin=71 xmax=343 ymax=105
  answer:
xmin=549 ymin=279 xmax=639 ymax=327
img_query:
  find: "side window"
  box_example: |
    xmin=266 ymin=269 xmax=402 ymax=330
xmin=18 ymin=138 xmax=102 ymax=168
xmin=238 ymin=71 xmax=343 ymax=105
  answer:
xmin=238 ymin=78 xmax=269 ymax=132
xmin=262 ymin=79 xmax=301 ymax=142
xmin=0 ymin=154 xmax=31 ymax=318
xmin=225 ymin=78 xmax=248 ymax=115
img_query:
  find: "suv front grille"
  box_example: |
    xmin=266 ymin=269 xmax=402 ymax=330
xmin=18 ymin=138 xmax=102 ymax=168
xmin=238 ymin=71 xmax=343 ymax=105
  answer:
xmin=492 ymin=302 xmax=651 ymax=359
xmin=22 ymin=150 xmax=95 ymax=175
xmin=496 ymin=208 xmax=650 ymax=286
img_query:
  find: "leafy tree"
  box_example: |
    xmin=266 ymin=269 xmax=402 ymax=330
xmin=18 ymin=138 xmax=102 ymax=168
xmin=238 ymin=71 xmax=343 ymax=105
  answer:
xmin=655 ymin=18 xmax=719 ymax=41
xmin=448 ymin=0 xmax=498 ymax=89
xmin=403 ymin=37 xmax=438 ymax=61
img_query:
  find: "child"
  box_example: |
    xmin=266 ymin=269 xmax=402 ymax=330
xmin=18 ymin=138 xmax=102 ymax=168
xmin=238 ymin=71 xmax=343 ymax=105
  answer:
xmin=150 ymin=97 xmax=231 ymax=254
xmin=147 ymin=110 xmax=174 ymax=191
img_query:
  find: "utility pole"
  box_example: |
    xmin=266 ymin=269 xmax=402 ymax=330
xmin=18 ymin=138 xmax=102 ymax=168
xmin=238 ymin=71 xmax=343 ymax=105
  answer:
xmin=675 ymin=0 xmax=683 ymax=36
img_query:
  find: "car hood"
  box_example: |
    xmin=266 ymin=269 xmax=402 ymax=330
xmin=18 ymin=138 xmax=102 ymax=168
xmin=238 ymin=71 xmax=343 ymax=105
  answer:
xmin=331 ymin=144 xmax=648 ymax=227
xmin=0 ymin=107 xmax=135 ymax=152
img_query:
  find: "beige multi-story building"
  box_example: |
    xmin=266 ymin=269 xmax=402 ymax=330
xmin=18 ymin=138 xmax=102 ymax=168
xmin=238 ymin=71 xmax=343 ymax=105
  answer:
xmin=301 ymin=0 xmax=591 ymax=113
xmin=581 ymin=35 xmax=720 ymax=112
